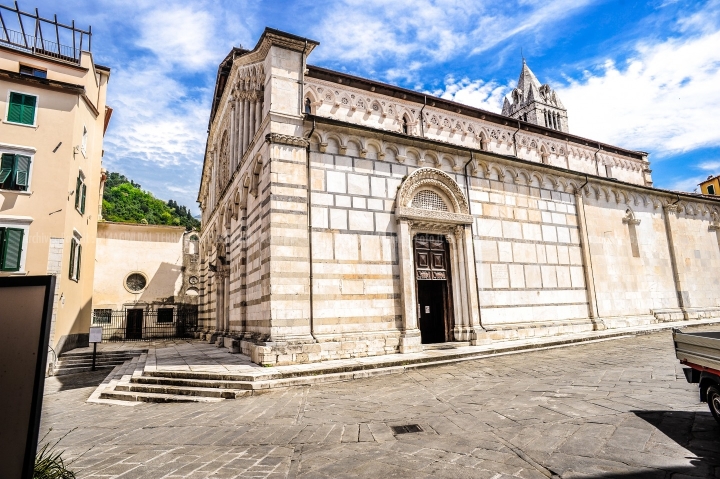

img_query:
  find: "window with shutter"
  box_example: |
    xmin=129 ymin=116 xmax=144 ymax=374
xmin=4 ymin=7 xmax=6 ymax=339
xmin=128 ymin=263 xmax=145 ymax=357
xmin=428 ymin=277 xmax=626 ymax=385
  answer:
xmin=0 ymin=154 xmax=31 ymax=191
xmin=80 ymin=183 xmax=87 ymax=214
xmin=69 ymin=237 xmax=76 ymax=279
xmin=14 ymin=155 xmax=30 ymax=189
xmin=69 ymin=237 xmax=82 ymax=281
xmin=0 ymin=154 xmax=13 ymax=187
xmin=7 ymin=92 xmax=37 ymax=125
xmin=75 ymin=175 xmax=83 ymax=212
xmin=0 ymin=227 xmax=24 ymax=271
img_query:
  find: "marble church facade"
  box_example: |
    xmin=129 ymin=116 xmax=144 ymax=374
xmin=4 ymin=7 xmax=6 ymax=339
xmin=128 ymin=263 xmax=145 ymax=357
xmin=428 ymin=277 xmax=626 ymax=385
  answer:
xmin=196 ymin=28 xmax=720 ymax=366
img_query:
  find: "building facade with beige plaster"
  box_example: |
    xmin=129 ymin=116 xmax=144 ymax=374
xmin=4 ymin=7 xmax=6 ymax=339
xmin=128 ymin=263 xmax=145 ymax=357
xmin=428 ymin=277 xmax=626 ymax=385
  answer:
xmin=0 ymin=9 xmax=110 ymax=355
xmin=197 ymin=28 xmax=720 ymax=366
xmin=92 ymin=222 xmax=199 ymax=340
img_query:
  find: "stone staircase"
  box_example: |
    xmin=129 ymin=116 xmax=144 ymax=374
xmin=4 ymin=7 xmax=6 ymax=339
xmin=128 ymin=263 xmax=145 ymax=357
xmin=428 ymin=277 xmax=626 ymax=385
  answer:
xmin=54 ymin=349 xmax=147 ymax=376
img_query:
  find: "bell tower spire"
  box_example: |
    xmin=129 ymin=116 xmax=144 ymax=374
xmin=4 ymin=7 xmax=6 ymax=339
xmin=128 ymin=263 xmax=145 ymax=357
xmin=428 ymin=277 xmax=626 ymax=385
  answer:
xmin=502 ymin=60 xmax=569 ymax=133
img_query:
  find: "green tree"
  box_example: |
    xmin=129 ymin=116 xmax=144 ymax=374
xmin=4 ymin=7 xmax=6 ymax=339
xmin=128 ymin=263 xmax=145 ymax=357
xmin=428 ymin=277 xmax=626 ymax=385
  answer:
xmin=102 ymin=172 xmax=200 ymax=230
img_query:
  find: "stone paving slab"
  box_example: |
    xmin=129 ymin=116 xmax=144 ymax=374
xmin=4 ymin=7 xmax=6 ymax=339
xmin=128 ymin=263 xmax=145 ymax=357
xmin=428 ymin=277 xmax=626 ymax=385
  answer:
xmin=78 ymin=317 xmax=720 ymax=386
xmin=41 ymin=324 xmax=720 ymax=478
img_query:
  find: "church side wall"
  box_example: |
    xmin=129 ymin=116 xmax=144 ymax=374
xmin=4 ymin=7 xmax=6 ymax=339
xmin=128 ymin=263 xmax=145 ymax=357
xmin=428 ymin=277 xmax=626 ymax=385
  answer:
xmin=469 ymin=175 xmax=589 ymax=326
xmin=672 ymin=213 xmax=720 ymax=309
xmin=307 ymin=145 xmax=404 ymax=359
xmin=582 ymin=200 xmax=678 ymax=319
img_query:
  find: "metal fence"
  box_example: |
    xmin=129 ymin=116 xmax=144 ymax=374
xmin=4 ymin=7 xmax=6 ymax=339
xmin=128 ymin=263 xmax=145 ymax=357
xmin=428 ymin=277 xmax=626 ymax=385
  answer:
xmin=91 ymin=308 xmax=198 ymax=342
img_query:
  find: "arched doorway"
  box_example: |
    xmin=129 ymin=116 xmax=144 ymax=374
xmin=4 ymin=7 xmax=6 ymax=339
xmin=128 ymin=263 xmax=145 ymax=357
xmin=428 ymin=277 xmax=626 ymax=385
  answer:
xmin=414 ymin=234 xmax=453 ymax=343
xmin=395 ymin=167 xmax=482 ymax=353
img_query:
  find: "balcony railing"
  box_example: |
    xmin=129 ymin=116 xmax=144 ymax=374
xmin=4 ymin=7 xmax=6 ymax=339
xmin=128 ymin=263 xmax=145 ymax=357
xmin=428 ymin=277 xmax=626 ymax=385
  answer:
xmin=0 ymin=3 xmax=91 ymax=66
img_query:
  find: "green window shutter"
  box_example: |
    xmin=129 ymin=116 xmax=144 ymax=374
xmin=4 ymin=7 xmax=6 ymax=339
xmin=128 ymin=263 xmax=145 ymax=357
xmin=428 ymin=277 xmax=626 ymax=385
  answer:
xmin=0 ymin=153 xmax=14 ymax=184
xmin=1 ymin=227 xmax=23 ymax=271
xmin=0 ymin=228 xmax=4 ymax=266
xmin=7 ymin=92 xmax=23 ymax=123
xmin=21 ymin=94 xmax=36 ymax=125
xmin=14 ymin=155 xmax=31 ymax=189
xmin=75 ymin=176 xmax=82 ymax=210
xmin=76 ymin=243 xmax=82 ymax=280
xmin=69 ymin=238 xmax=76 ymax=279
xmin=80 ymin=183 xmax=87 ymax=214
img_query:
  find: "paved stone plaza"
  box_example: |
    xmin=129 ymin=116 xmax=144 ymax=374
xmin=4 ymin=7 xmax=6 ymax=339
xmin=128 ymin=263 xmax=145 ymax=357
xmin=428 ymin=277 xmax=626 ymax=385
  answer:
xmin=41 ymin=328 xmax=720 ymax=478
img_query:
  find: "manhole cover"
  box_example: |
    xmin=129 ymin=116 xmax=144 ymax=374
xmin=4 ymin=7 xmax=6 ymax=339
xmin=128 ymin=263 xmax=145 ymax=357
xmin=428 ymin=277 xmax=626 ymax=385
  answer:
xmin=390 ymin=424 xmax=423 ymax=435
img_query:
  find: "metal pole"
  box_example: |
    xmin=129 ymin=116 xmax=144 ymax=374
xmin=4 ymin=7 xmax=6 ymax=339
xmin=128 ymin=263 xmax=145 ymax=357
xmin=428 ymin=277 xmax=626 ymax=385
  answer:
xmin=91 ymin=342 xmax=97 ymax=371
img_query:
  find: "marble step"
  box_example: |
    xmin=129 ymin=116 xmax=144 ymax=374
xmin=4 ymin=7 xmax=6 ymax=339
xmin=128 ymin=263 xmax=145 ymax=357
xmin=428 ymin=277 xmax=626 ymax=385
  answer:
xmin=54 ymin=365 xmax=119 ymax=376
xmin=133 ymin=375 xmax=254 ymax=390
xmin=115 ymin=382 xmax=244 ymax=399
xmin=99 ymin=389 xmax=225 ymax=403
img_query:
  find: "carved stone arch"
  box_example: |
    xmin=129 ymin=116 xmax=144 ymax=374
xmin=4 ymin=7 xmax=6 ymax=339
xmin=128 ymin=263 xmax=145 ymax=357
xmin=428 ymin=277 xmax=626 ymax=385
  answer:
xmin=304 ymin=88 xmax=319 ymax=114
xmin=423 ymin=151 xmax=440 ymax=168
xmin=599 ymin=186 xmax=611 ymax=202
xmin=405 ymin=147 xmax=422 ymax=165
xmin=250 ymin=154 xmax=263 ymax=197
xmin=549 ymin=175 xmax=561 ymax=190
xmin=539 ymin=144 xmax=550 ymax=164
xmin=385 ymin=142 xmax=400 ymax=161
xmin=369 ymin=99 xmax=384 ymax=116
xmin=530 ymin=172 xmax=544 ymax=188
xmin=466 ymin=158 xmax=479 ymax=176
xmin=218 ymin=130 xmax=230 ymax=189
xmin=239 ymin=174 xmax=250 ymax=209
xmin=612 ymin=189 xmax=621 ymax=204
xmin=517 ymin=170 xmax=532 ymax=185
xmin=473 ymin=160 xmax=489 ymax=178
xmin=442 ymin=154 xmax=459 ymax=171
xmin=321 ymin=88 xmax=336 ymax=104
xmin=345 ymin=136 xmax=364 ymax=156
xmin=503 ymin=166 xmax=519 ymax=183
xmin=488 ymin=164 xmax=505 ymax=181
xmin=232 ymin=189 xmax=242 ymax=220
xmin=324 ymin=132 xmax=344 ymax=154
xmin=396 ymin=167 xmax=470 ymax=215
xmin=478 ymin=129 xmax=490 ymax=151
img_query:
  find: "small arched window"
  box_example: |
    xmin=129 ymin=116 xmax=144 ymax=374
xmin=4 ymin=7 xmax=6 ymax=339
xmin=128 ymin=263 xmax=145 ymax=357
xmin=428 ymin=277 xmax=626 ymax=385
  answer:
xmin=304 ymin=97 xmax=312 ymax=114
xmin=402 ymin=117 xmax=409 ymax=134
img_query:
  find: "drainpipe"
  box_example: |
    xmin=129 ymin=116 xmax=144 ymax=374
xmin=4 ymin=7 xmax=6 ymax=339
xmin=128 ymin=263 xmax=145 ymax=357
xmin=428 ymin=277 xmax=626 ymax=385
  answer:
xmin=420 ymin=96 xmax=427 ymax=138
xmin=594 ymin=144 xmax=602 ymax=176
xmin=305 ymin=118 xmax=317 ymax=340
xmin=464 ymin=151 xmax=484 ymax=330
xmin=575 ymin=174 xmax=601 ymax=324
xmin=512 ymin=120 xmax=521 ymax=158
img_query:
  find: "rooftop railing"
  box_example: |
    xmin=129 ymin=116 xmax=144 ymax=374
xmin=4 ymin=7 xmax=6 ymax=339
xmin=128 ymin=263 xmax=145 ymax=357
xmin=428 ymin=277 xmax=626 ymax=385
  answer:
xmin=0 ymin=2 xmax=91 ymax=66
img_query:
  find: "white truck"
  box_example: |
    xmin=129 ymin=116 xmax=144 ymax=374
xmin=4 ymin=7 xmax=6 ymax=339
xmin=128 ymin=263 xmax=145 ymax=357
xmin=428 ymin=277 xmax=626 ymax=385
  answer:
xmin=674 ymin=328 xmax=720 ymax=423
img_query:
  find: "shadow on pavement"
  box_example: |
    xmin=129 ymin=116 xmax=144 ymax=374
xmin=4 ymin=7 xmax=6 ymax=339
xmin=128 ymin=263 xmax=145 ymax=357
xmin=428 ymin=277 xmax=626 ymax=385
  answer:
xmin=44 ymin=369 xmax=110 ymax=394
xmin=582 ymin=411 xmax=720 ymax=479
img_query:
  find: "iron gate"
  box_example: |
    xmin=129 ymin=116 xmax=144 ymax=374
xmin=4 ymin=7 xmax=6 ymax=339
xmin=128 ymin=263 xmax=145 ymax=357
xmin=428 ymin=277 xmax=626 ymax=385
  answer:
xmin=91 ymin=307 xmax=198 ymax=341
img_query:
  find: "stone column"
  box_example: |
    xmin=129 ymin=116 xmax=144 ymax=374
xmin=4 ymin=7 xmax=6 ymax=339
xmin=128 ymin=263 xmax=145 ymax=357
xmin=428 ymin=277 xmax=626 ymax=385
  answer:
xmin=255 ymin=93 xmax=262 ymax=131
xmin=224 ymin=273 xmax=230 ymax=333
xmin=663 ymin=204 xmax=687 ymax=312
xmin=243 ymin=97 xmax=251 ymax=153
xmin=237 ymin=96 xmax=246 ymax=163
xmin=229 ymin=100 xmax=236 ymax=172
xmin=248 ymin=97 xmax=256 ymax=143
xmin=447 ymin=234 xmax=465 ymax=341
xmin=397 ymin=219 xmax=422 ymax=353
xmin=462 ymin=226 xmax=483 ymax=342
xmin=215 ymin=271 xmax=224 ymax=334
xmin=574 ymin=190 xmax=601 ymax=327
xmin=453 ymin=227 xmax=471 ymax=339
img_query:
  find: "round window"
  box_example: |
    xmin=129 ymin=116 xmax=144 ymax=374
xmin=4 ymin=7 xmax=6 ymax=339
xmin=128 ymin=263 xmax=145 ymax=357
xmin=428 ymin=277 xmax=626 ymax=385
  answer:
xmin=189 ymin=276 xmax=199 ymax=285
xmin=125 ymin=273 xmax=147 ymax=292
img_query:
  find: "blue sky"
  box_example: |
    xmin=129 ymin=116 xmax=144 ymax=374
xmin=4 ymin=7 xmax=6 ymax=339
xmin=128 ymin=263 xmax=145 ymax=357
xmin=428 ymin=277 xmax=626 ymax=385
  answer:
xmin=27 ymin=0 xmax=720 ymax=214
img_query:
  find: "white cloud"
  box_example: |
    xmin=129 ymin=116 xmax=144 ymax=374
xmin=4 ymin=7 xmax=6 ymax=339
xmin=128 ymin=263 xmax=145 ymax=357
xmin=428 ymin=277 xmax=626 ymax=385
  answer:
xmin=433 ymin=76 xmax=511 ymax=112
xmin=559 ymin=11 xmax=720 ymax=156
xmin=699 ymin=161 xmax=720 ymax=171
xmin=313 ymin=0 xmax=594 ymax=74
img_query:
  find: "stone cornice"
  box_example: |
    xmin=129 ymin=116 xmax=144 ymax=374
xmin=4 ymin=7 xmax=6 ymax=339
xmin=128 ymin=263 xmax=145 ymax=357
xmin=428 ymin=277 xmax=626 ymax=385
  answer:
xmin=396 ymin=207 xmax=473 ymax=225
xmin=265 ymin=133 xmax=309 ymax=147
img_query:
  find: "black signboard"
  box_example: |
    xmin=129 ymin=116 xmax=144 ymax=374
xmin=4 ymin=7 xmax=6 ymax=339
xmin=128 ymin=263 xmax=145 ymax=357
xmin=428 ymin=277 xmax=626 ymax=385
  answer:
xmin=0 ymin=275 xmax=56 ymax=479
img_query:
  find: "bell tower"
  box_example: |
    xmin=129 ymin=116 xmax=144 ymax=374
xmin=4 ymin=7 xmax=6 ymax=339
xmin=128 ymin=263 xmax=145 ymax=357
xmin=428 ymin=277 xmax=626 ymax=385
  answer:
xmin=502 ymin=60 xmax=569 ymax=133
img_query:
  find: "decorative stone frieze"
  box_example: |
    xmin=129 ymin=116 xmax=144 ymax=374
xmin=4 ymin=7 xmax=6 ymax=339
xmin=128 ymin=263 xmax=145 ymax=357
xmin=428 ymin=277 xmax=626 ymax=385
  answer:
xmin=265 ymin=133 xmax=310 ymax=147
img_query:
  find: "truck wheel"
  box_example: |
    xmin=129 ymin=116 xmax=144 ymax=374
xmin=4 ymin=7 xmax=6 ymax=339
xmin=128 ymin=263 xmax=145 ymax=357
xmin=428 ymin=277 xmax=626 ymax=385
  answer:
xmin=707 ymin=385 xmax=720 ymax=424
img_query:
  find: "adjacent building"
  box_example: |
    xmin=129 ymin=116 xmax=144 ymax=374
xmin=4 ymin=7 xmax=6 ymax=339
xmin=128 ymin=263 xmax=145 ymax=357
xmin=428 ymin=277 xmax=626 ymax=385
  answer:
xmin=0 ymin=5 xmax=111 ymax=355
xmin=700 ymin=175 xmax=719 ymax=196
xmin=92 ymin=222 xmax=199 ymax=340
xmin=197 ymin=28 xmax=720 ymax=366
